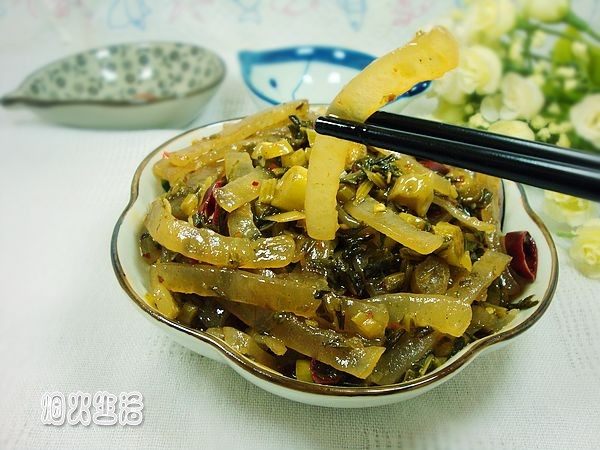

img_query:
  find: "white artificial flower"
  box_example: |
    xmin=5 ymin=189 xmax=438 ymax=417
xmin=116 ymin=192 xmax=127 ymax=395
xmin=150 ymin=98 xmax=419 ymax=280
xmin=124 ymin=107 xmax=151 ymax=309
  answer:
xmin=434 ymin=45 xmax=502 ymax=105
xmin=544 ymin=191 xmax=597 ymax=227
xmin=464 ymin=0 xmax=516 ymax=42
xmin=480 ymin=94 xmax=502 ymax=122
xmin=479 ymin=73 xmax=545 ymax=121
xmin=432 ymin=99 xmax=465 ymax=124
xmin=488 ymin=120 xmax=535 ymax=140
xmin=564 ymin=79 xmax=578 ymax=91
xmin=569 ymin=94 xmax=600 ymax=149
xmin=537 ymin=127 xmax=552 ymax=141
xmin=531 ymin=30 xmax=547 ymax=48
xmin=548 ymin=121 xmax=572 ymax=134
xmin=531 ymin=74 xmax=545 ymax=87
xmin=569 ymin=218 xmax=600 ymax=279
xmin=522 ymin=0 xmax=570 ymax=23
xmin=508 ymin=36 xmax=525 ymax=64
xmin=556 ymin=66 xmax=576 ymax=78
xmin=556 ymin=133 xmax=571 ymax=147
xmin=571 ymin=41 xmax=588 ymax=63
xmin=433 ymin=70 xmax=466 ymax=105
xmin=533 ymin=60 xmax=551 ymax=74
xmin=436 ymin=15 xmax=471 ymax=45
xmin=500 ymin=72 xmax=545 ymax=120
xmin=459 ymin=45 xmax=503 ymax=95
xmin=548 ymin=103 xmax=561 ymax=115
xmin=468 ymin=113 xmax=490 ymax=129
xmin=530 ymin=115 xmax=548 ymax=130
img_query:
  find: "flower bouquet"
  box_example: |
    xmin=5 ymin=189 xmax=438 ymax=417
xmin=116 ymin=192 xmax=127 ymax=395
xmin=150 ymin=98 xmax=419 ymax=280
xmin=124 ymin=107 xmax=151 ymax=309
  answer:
xmin=426 ymin=0 xmax=600 ymax=277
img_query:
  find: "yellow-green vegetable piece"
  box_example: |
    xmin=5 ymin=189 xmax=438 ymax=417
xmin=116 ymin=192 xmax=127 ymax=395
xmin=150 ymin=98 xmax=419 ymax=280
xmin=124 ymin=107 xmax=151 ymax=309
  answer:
xmin=447 ymin=250 xmax=512 ymax=304
xmin=434 ymin=221 xmax=473 ymax=271
xmin=206 ymin=327 xmax=276 ymax=368
xmin=252 ymin=139 xmax=293 ymax=160
xmin=295 ymin=360 xmax=313 ymax=382
xmin=145 ymin=199 xmax=295 ymax=268
xmin=281 ymin=149 xmax=307 ymax=168
xmin=389 ymin=172 xmax=434 ymax=217
xmin=362 ymin=293 xmax=472 ymax=337
xmin=271 ymin=165 xmax=308 ymax=211
xmin=169 ymin=99 xmax=309 ymax=166
xmin=227 ymin=203 xmax=261 ymax=240
xmin=214 ymin=168 xmax=270 ymax=212
xmin=225 ymin=151 xmax=254 ymax=180
xmin=224 ymin=302 xmax=385 ymax=379
xmin=147 ymin=265 xmax=180 ymax=319
xmin=433 ymin=196 xmax=496 ymax=233
xmin=339 ymin=299 xmax=389 ymax=339
xmin=155 ymin=262 xmax=326 ymax=317
xmin=344 ymin=196 xmax=444 ymax=254
xmin=305 ymin=27 xmax=459 ymax=240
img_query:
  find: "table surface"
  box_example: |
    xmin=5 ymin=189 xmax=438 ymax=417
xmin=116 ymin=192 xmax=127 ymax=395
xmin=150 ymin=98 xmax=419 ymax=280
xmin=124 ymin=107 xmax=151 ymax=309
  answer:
xmin=1 ymin=2 xmax=599 ymax=449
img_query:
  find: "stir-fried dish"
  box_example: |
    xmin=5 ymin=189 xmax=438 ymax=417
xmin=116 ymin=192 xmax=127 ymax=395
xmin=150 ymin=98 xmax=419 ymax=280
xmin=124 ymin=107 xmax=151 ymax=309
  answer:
xmin=139 ymin=27 xmax=539 ymax=386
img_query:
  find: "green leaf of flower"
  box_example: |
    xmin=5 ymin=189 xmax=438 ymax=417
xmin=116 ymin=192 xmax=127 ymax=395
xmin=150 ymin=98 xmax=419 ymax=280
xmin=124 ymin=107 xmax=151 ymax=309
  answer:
xmin=588 ymin=45 xmax=600 ymax=87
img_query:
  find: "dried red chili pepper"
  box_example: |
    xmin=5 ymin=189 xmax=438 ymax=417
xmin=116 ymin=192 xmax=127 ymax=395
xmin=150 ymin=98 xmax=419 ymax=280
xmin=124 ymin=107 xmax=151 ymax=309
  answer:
xmin=199 ymin=178 xmax=226 ymax=231
xmin=310 ymin=359 xmax=344 ymax=385
xmin=504 ymin=231 xmax=538 ymax=282
xmin=418 ymin=159 xmax=450 ymax=175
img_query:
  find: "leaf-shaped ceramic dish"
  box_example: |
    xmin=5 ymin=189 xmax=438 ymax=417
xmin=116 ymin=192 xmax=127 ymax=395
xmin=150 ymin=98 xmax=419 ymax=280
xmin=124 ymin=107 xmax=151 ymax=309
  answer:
xmin=111 ymin=115 xmax=558 ymax=408
xmin=239 ymin=46 xmax=430 ymax=107
xmin=1 ymin=42 xmax=225 ymax=129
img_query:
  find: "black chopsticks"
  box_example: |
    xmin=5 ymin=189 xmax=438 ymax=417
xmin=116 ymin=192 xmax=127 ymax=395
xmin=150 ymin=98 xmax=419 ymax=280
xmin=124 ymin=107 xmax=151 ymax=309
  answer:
xmin=315 ymin=113 xmax=600 ymax=202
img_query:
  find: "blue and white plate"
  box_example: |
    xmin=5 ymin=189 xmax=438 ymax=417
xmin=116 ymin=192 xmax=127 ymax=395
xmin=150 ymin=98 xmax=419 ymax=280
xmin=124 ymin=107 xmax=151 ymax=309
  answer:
xmin=239 ymin=46 xmax=430 ymax=108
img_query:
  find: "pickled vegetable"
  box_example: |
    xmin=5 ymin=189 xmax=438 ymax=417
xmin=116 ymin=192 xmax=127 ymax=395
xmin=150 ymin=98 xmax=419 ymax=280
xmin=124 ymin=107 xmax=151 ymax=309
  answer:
xmin=345 ymin=196 xmax=444 ymax=254
xmin=432 ymin=196 xmax=496 ymax=233
xmin=338 ymin=299 xmax=389 ymax=339
xmin=393 ymin=154 xmax=457 ymax=199
xmin=155 ymin=262 xmax=326 ymax=317
xmin=265 ymin=313 xmax=385 ymax=379
xmin=145 ymin=199 xmax=295 ymax=268
xmin=281 ymin=149 xmax=307 ymax=168
xmin=225 ymin=151 xmax=254 ymax=180
xmin=328 ymin=27 xmax=459 ymax=121
xmin=227 ymin=203 xmax=261 ymax=239
xmin=214 ymin=168 xmax=270 ymax=212
xmin=139 ymin=28 xmax=536 ymax=388
xmin=434 ymin=221 xmax=472 ymax=271
xmin=271 ymin=166 xmax=308 ymax=211
xmin=447 ymin=250 xmax=512 ymax=304
xmin=264 ymin=211 xmax=306 ymax=223
xmin=388 ymin=173 xmax=434 ymax=217
xmin=467 ymin=304 xmax=517 ymax=336
xmin=305 ymin=27 xmax=459 ymax=241
xmin=147 ymin=265 xmax=180 ymax=319
xmin=206 ymin=327 xmax=276 ymax=368
xmin=362 ymin=293 xmax=471 ymax=337
xmin=410 ymin=255 xmax=450 ymax=294
xmin=304 ymin=134 xmax=347 ymax=239
xmin=367 ymin=331 xmax=437 ymax=385
xmin=252 ymin=139 xmax=293 ymax=160
xmin=169 ymin=100 xmax=309 ymax=166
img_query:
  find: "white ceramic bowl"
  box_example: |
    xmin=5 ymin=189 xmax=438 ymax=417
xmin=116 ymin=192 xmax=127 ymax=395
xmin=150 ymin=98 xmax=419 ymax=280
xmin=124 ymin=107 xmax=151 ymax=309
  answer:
xmin=111 ymin=119 xmax=558 ymax=408
xmin=2 ymin=42 xmax=225 ymax=129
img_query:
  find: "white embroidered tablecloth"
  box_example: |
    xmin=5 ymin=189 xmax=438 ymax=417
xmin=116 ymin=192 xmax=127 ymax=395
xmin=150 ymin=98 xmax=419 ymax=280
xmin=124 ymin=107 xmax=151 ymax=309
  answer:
xmin=1 ymin=1 xmax=599 ymax=449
